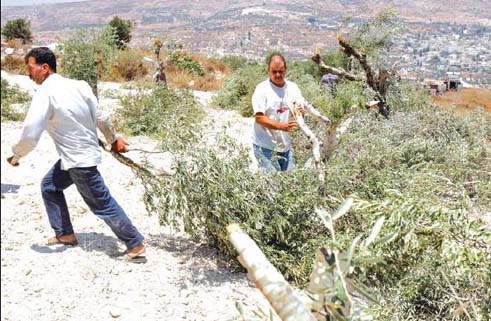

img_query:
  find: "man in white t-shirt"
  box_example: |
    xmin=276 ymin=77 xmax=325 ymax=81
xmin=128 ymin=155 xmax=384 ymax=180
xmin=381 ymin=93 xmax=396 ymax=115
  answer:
xmin=252 ymin=53 xmax=305 ymax=172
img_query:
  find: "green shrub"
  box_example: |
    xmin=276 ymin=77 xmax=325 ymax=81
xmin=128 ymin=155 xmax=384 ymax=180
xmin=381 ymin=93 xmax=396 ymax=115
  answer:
xmin=323 ymin=108 xmax=491 ymax=320
xmin=1 ymin=78 xmax=29 ymax=121
xmin=219 ymin=55 xmax=252 ymax=71
xmin=211 ymin=64 xmax=264 ymax=117
xmin=1 ymin=18 xmax=32 ymax=44
xmin=59 ymin=29 xmax=115 ymax=96
xmin=146 ymin=104 xmax=490 ymax=320
xmin=107 ymin=16 xmax=133 ymax=50
xmin=386 ymin=79 xmax=432 ymax=112
xmin=321 ymin=49 xmax=351 ymax=70
xmin=288 ymin=59 xmax=323 ymax=80
xmin=167 ymin=51 xmax=204 ymax=76
xmin=117 ymin=86 xmax=204 ymax=152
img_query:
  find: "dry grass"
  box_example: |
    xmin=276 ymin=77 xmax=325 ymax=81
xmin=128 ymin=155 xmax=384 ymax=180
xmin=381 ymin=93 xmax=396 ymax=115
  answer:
xmin=193 ymin=55 xmax=229 ymax=75
xmin=6 ymin=39 xmax=24 ymax=49
xmin=100 ymin=48 xmax=229 ymax=90
xmin=167 ymin=68 xmax=226 ymax=91
xmin=1 ymin=55 xmax=27 ymax=74
xmin=432 ymin=88 xmax=491 ymax=115
xmin=166 ymin=56 xmax=229 ymax=91
xmin=104 ymin=50 xmax=149 ymax=82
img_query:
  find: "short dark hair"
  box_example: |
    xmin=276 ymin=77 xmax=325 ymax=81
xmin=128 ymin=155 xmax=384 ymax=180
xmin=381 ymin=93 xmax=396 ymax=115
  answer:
xmin=267 ymin=52 xmax=287 ymax=69
xmin=24 ymin=47 xmax=57 ymax=72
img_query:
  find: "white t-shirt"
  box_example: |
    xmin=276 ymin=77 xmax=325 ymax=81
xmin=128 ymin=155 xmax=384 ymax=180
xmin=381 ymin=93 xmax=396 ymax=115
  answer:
xmin=12 ymin=74 xmax=117 ymax=170
xmin=252 ymin=79 xmax=305 ymax=152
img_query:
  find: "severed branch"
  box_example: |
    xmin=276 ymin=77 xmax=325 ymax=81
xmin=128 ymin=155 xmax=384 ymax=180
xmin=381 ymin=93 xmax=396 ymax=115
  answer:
xmin=290 ymin=102 xmax=330 ymax=182
xmin=98 ymin=139 xmax=172 ymax=181
xmin=227 ymin=224 xmax=317 ymax=321
xmin=322 ymin=114 xmax=355 ymax=160
xmin=311 ymin=54 xmax=358 ymax=81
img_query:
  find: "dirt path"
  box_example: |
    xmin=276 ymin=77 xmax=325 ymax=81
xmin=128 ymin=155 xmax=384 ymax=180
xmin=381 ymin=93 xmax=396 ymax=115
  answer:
xmin=0 ymin=78 xmax=270 ymax=321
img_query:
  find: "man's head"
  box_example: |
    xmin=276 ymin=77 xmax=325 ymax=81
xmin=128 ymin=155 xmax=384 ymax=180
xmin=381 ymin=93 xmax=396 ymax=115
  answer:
xmin=24 ymin=47 xmax=56 ymax=85
xmin=267 ymin=53 xmax=287 ymax=87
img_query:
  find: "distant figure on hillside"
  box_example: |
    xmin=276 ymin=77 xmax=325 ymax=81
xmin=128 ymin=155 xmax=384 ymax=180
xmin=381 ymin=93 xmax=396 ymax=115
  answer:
xmin=321 ymin=73 xmax=338 ymax=96
xmin=6 ymin=47 xmax=146 ymax=263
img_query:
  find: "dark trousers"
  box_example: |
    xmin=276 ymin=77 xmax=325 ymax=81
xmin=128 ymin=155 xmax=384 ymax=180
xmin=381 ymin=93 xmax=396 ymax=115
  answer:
xmin=41 ymin=160 xmax=144 ymax=249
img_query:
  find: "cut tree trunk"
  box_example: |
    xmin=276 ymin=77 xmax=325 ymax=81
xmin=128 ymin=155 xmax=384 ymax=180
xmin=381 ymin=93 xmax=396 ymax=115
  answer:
xmin=227 ymin=224 xmax=317 ymax=321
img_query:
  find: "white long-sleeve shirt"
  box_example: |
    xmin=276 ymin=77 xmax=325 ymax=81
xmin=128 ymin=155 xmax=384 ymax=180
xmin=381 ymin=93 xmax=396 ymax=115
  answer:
xmin=11 ymin=73 xmax=117 ymax=170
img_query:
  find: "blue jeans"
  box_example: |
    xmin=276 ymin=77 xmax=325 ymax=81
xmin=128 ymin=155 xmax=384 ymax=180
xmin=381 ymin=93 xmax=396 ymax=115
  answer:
xmin=41 ymin=160 xmax=144 ymax=249
xmin=253 ymin=144 xmax=294 ymax=173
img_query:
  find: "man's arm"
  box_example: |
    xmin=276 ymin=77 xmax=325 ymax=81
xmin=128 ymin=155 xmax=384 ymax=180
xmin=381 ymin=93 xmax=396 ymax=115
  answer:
xmin=255 ymin=113 xmax=298 ymax=132
xmin=95 ymin=108 xmax=129 ymax=153
xmin=8 ymin=92 xmax=51 ymax=166
xmin=83 ymin=82 xmax=128 ymax=153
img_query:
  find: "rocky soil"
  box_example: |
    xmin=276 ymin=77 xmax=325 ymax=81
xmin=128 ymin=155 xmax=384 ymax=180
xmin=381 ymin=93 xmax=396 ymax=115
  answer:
xmin=1 ymin=73 xmax=271 ymax=321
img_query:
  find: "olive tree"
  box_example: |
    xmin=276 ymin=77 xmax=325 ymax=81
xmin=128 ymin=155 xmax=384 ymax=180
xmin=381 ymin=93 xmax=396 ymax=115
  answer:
xmin=107 ymin=16 xmax=133 ymax=49
xmin=1 ymin=18 xmax=33 ymax=44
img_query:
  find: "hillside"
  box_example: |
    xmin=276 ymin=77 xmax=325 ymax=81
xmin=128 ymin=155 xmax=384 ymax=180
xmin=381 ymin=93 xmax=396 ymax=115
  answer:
xmin=2 ymin=0 xmax=490 ymax=60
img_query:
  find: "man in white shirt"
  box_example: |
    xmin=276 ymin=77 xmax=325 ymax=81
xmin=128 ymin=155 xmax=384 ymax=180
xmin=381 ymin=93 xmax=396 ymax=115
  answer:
xmin=7 ymin=47 xmax=145 ymax=262
xmin=252 ymin=53 xmax=303 ymax=172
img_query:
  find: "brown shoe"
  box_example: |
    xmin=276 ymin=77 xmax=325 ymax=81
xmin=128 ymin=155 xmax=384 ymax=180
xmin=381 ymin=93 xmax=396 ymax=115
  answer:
xmin=47 ymin=234 xmax=78 ymax=246
xmin=124 ymin=243 xmax=146 ymax=260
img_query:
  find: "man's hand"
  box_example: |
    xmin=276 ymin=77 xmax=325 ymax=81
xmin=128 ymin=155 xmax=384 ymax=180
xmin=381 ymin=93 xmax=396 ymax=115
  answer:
xmin=7 ymin=156 xmax=19 ymax=167
xmin=282 ymin=120 xmax=298 ymax=132
xmin=293 ymin=101 xmax=305 ymax=117
xmin=111 ymin=138 xmax=129 ymax=153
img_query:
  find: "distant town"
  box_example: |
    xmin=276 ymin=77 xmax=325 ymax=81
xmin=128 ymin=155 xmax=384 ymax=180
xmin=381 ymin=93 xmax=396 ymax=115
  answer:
xmin=132 ymin=7 xmax=491 ymax=88
xmin=387 ymin=22 xmax=491 ymax=88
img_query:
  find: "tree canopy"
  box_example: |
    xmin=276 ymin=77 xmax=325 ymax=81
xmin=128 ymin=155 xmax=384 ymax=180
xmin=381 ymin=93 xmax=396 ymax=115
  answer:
xmin=108 ymin=16 xmax=133 ymax=49
xmin=1 ymin=18 xmax=33 ymax=44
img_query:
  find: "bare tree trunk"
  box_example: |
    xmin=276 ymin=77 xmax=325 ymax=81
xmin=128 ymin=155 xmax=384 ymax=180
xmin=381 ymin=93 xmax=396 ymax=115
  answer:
xmin=322 ymin=114 xmax=354 ymax=160
xmin=227 ymin=224 xmax=317 ymax=321
xmin=311 ymin=54 xmax=358 ymax=81
xmin=153 ymin=62 xmax=167 ymax=87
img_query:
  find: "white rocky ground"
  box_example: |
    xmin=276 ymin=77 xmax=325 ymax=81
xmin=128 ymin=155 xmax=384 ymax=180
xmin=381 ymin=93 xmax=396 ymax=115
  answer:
xmin=1 ymin=73 xmax=272 ymax=321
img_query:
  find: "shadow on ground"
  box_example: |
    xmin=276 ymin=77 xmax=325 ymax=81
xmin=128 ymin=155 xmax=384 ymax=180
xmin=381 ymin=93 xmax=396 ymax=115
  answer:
xmin=30 ymin=232 xmax=121 ymax=257
xmin=1 ymin=183 xmax=20 ymax=197
xmin=146 ymin=232 xmax=247 ymax=287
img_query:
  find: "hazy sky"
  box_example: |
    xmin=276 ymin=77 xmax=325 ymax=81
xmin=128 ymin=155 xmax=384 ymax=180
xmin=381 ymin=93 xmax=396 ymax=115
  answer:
xmin=1 ymin=0 xmax=89 ymax=6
